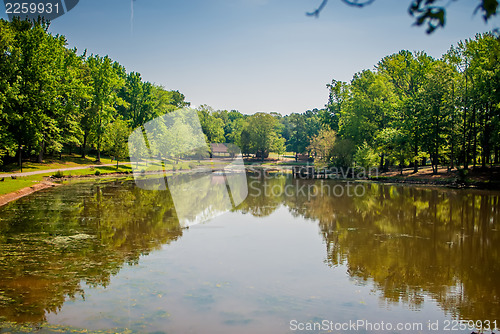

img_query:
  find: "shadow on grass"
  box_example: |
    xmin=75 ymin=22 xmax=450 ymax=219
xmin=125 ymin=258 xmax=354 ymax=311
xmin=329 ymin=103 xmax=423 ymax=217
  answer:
xmin=1 ymin=154 xmax=119 ymax=173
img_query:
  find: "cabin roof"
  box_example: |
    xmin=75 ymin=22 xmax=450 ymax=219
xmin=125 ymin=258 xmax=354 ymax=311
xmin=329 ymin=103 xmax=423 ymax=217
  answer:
xmin=211 ymin=143 xmax=228 ymax=153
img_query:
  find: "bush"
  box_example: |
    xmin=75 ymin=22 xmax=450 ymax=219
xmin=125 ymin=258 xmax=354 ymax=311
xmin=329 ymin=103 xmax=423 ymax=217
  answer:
xmin=53 ymin=170 xmax=64 ymax=178
xmin=95 ymin=170 xmax=101 ymax=176
xmin=457 ymin=168 xmax=468 ymax=182
xmin=354 ymin=142 xmax=379 ymax=169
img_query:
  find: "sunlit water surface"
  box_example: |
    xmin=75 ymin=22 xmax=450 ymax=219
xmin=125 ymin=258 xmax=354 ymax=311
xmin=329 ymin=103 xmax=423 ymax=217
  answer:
xmin=0 ymin=175 xmax=499 ymax=333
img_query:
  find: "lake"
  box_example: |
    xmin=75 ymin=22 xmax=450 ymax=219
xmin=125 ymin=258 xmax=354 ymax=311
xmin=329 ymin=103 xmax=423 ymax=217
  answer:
xmin=0 ymin=172 xmax=499 ymax=333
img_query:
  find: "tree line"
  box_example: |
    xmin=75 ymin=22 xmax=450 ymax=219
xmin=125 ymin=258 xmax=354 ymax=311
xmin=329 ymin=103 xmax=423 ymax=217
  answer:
xmin=0 ymin=18 xmax=498 ymax=172
xmin=0 ymin=18 xmax=188 ymax=166
xmin=321 ymin=32 xmax=500 ymax=172
xmin=199 ymin=32 xmax=500 ymax=172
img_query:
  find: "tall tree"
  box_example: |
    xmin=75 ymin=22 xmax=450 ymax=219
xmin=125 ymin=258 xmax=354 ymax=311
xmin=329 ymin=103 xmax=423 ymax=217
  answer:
xmin=86 ymin=55 xmax=126 ymax=162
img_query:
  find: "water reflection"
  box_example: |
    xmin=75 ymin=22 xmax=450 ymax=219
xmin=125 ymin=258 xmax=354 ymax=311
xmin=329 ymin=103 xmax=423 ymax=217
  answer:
xmin=0 ymin=174 xmax=498 ymax=330
xmin=243 ymin=173 xmax=500 ymax=323
xmin=0 ymin=179 xmax=182 ymax=324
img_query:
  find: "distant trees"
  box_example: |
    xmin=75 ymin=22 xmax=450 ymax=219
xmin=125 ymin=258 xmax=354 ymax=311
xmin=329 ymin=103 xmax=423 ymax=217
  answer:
xmin=308 ymin=128 xmax=336 ymax=163
xmin=245 ymin=113 xmax=284 ymax=160
xmin=0 ymin=18 xmax=498 ymax=169
xmin=103 ymin=119 xmax=130 ymax=169
xmin=0 ymin=18 xmax=189 ymax=166
xmin=319 ymin=33 xmax=500 ymax=172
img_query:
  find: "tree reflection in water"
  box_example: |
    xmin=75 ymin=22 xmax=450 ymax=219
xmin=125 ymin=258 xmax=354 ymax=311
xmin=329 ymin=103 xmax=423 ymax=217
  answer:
xmin=241 ymin=172 xmax=500 ymax=323
xmin=0 ymin=174 xmax=499 ymax=326
xmin=0 ymin=179 xmax=182 ymax=324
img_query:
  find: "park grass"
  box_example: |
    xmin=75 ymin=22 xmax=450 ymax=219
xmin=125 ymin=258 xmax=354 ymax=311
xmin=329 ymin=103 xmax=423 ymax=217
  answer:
xmin=0 ymin=160 xmax=207 ymax=196
xmin=0 ymin=153 xmax=119 ymax=173
xmin=0 ymin=174 xmax=47 ymax=195
xmin=0 ymin=165 xmax=133 ymax=196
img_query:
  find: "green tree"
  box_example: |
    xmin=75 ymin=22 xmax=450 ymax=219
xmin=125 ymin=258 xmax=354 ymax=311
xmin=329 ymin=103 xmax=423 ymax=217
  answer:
xmin=86 ymin=55 xmax=126 ymax=162
xmin=307 ymin=127 xmax=336 ymax=163
xmin=245 ymin=113 xmax=284 ymax=161
xmin=197 ymin=105 xmax=225 ymax=144
xmin=118 ymin=72 xmax=155 ymax=129
xmin=103 ymin=119 xmax=130 ymax=169
xmin=324 ymin=79 xmax=349 ymax=131
xmin=377 ymin=50 xmax=434 ymax=172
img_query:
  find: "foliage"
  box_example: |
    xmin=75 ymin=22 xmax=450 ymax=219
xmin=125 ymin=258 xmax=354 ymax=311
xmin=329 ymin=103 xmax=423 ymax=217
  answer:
xmin=308 ymin=128 xmax=336 ymax=163
xmin=354 ymin=142 xmax=379 ymax=168
xmin=244 ymin=113 xmax=285 ymax=160
xmin=308 ymin=0 xmax=499 ymax=34
xmin=324 ymin=34 xmax=500 ymax=173
xmin=103 ymin=119 xmax=130 ymax=169
xmin=0 ymin=18 xmax=189 ymax=167
xmin=0 ymin=18 xmax=498 ymax=169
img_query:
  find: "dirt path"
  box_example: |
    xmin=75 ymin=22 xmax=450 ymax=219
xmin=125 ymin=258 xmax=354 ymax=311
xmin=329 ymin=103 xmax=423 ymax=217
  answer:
xmin=0 ymin=181 xmax=61 ymax=207
xmin=0 ymin=163 xmax=123 ymax=178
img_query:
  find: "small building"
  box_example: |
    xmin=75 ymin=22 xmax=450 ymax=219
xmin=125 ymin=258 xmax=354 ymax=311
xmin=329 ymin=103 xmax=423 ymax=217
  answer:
xmin=211 ymin=143 xmax=230 ymax=157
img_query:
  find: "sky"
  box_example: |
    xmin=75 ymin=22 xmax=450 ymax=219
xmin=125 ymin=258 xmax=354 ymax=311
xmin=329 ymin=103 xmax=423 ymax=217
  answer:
xmin=2 ymin=0 xmax=499 ymax=115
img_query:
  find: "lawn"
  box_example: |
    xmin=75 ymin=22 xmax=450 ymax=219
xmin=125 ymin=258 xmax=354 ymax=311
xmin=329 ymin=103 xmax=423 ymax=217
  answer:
xmin=0 ymin=153 xmax=120 ymax=173
xmin=0 ymin=174 xmax=47 ymax=195
xmin=0 ymin=159 xmax=211 ymax=196
xmin=0 ymin=165 xmax=133 ymax=196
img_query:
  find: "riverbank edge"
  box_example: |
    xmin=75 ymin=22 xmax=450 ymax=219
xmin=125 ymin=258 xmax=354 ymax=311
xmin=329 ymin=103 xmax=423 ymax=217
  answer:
xmin=1 ymin=167 xmax=498 ymax=208
xmin=0 ymin=181 xmax=61 ymax=207
xmin=368 ymin=176 xmax=499 ymax=190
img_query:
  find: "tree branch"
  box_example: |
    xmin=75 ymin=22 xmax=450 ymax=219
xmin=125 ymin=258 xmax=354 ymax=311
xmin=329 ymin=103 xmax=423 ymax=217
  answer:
xmin=307 ymin=0 xmax=375 ymax=17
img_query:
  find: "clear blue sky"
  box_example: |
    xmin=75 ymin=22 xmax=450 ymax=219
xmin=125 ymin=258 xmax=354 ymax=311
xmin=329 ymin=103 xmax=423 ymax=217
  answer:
xmin=2 ymin=0 xmax=498 ymax=114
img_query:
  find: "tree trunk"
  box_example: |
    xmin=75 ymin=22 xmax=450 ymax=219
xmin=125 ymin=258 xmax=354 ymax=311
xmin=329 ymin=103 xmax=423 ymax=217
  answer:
xmin=81 ymin=132 xmax=87 ymax=158
xmin=450 ymin=137 xmax=454 ymax=170
xmin=37 ymin=140 xmax=44 ymax=163
xmin=472 ymin=105 xmax=477 ymax=168
xmin=379 ymin=153 xmax=384 ymax=172
xmin=463 ymin=68 xmax=469 ymax=170
xmin=96 ymin=107 xmax=102 ymax=163
xmin=17 ymin=144 xmax=22 ymax=172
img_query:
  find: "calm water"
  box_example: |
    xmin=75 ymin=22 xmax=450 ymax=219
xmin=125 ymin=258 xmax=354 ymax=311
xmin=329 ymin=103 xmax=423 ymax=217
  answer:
xmin=0 ymin=174 xmax=499 ymax=333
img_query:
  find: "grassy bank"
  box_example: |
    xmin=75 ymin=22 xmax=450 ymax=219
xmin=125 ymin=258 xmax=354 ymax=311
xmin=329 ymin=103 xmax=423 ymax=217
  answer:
xmin=0 ymin=165 xmax=133 ymax=196
xmin=0 ymin=153 xmax=119 ymax=174
xmin=370 ymin=165 xmax=500 ymax=189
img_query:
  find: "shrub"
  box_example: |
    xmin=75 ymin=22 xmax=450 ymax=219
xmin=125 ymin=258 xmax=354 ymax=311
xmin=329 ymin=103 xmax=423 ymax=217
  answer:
xmin=53 ymin=170 xmax=64 ymax=178
xmin=95 ymin=170 xmax=101 ymax=176
xmin=457 ymin=168 xmax=468 ymax=183
xmin=354 ymin=142 xmax=379 ymax=169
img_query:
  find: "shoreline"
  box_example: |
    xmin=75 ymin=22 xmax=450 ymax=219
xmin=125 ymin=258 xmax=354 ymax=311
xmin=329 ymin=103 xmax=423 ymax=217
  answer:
xmin=0 ymin=181 xmax=61 ymax=207
xmin=368 ymin=177 xmax=491 ymax=189
xmin=1 ymin=166 xmax=498 ymax=208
